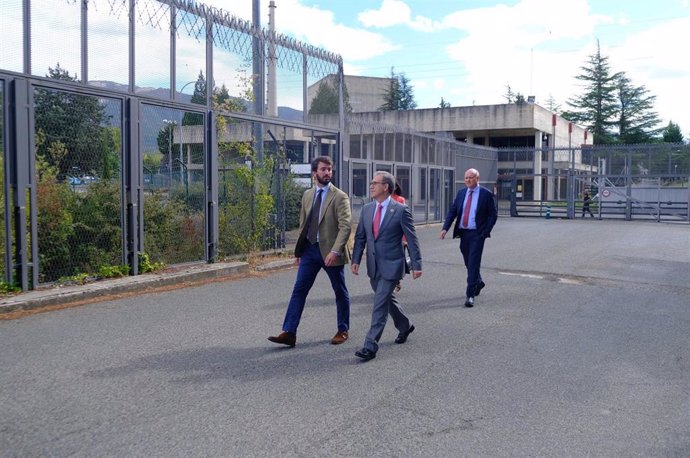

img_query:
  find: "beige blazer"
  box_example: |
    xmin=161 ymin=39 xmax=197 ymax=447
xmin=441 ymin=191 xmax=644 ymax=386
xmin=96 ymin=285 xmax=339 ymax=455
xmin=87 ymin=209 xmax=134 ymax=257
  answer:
xmin=296 ymin=183 xmax=352 ymax=265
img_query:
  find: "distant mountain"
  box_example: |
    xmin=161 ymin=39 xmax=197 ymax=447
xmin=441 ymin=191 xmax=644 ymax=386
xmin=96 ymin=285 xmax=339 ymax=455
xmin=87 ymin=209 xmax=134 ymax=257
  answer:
xmin=90 ymin=80 xmax=304 ymax=152
xmin=91 ymin=80 xmax=304 ymax=120
xmin=90 ymin=80 xmax=193 ymax=103
xmin=278 ymin=106 xmax=303 ymax=121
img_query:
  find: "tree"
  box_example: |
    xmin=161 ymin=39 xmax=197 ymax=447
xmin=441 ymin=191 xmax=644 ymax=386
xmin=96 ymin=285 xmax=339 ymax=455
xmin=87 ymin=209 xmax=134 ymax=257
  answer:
xmin=503 ymin=84 xmax=515 ymax=103
xmin=214 ymin=83 xmax=248 ymax=113
xmin=182 ymin=71 xmax=207 ymax=126
xmin=614 ymin=73 xmax=661 ymax=144
xmin=309 ymin=77 xmax=351 ymax=115
xmin=661 ymin=121 xmax=684 ymax=143
xmin=215 ymin=83 xmax=231 ymax=107
xmin=156 ymin=123 xmax=175 ymax=160
xmin=503 ymin=84 xmax=526 ymax=105
xmin=439 ymin=98 xmax=451 ymax=108
xmin=34 ymin=63 xmax=113 ymax=178
xmin=379 ymin=67 xmax=417 ymax=111
xmin=544 ymin=94 xmax=562 ymax=113
xmin=562 ymin=41 xmax=620 ymax=144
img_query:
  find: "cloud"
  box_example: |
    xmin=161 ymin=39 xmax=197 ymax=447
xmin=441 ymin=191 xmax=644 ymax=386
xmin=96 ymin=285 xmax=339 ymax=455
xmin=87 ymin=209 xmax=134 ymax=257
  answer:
xmin=610 ymin=16 xmax=690 ymax=128
xmin=274 ymin=0 xmax=400 ymax=60
xmin=204 ymin=0 xmax=399 ymax=61
xmin=439 ymin=0 xmax=690 ymax=131
xmin=357 ymin=0 xmax=440 ymax=32
xmin=441 ymin=0 xmax=613 ymax=105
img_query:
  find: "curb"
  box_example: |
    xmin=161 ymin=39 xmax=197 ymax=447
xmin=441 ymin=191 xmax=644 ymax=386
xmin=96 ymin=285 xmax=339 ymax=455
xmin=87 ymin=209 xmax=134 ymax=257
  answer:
xmin=0 ymin=261 xmax=251 ymax=314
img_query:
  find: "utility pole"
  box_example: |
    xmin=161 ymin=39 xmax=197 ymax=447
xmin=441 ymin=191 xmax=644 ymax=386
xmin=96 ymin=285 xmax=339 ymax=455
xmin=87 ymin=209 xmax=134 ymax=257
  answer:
xmin=252 ymin=0 xmax=265 ymax=163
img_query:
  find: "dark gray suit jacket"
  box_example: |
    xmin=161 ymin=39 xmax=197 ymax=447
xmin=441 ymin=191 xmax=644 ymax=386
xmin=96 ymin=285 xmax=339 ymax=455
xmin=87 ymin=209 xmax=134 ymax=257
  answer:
xmin=352 ymin=199 xmax=422 ymax=281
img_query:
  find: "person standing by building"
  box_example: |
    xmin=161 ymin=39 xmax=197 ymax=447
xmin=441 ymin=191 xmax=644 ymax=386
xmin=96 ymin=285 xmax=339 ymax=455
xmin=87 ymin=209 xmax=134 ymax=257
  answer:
xmin=441 ymin=168 xmax=497 ymax=308
xmin=391 ymin=179 xmax=407 ymax=293
xmin=351 ymin=171 xmax=422 ymax=361
xmin=582 ymin=190 xmax=594 ymax=218
xmin=268 ymin=156 xmax=352 ymax=347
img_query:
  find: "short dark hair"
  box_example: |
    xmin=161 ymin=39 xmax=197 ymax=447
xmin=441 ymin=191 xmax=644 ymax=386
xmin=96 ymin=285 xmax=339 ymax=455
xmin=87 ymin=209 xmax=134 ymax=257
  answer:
xmin=311 ymin=155 xmax=333 ymax=172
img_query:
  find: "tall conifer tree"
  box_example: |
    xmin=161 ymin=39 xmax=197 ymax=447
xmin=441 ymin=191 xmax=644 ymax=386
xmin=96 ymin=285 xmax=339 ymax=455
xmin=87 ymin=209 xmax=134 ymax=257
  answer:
xmin=379 ymin=67 xmax=417 ymax=111
xmin=614 ymin=73 xmax=661 ymax=144
xmin=562 ymin=41 xmax=620 ymax=144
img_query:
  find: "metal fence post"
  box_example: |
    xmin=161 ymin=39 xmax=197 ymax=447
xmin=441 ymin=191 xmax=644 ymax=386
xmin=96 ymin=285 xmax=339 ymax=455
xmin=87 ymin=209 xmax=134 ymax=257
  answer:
xmin=8 ymin=78 xmax=35 ymax=290
xmin=206 ymin=110 xmax=218 ymax=262
xmin=687 ymin=176 xmax=690 ymax=223
xmin=124 ymin=97 xmax=140 ymax=275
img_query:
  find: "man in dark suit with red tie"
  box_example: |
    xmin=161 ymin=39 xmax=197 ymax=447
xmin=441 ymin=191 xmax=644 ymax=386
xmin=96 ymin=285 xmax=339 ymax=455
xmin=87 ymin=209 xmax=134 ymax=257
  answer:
xmin=441 ymin=168 xmax=497 ymax=308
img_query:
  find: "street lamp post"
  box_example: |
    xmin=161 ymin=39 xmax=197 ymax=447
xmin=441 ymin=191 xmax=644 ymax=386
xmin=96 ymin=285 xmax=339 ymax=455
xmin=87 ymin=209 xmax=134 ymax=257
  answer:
xmin=177 ymin=80 xmax=196 ymax=101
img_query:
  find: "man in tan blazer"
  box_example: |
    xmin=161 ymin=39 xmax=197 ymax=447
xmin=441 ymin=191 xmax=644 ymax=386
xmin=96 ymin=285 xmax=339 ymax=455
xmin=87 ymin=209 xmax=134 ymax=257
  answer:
xmin=268 ymin=156 xmax=352 ymax=347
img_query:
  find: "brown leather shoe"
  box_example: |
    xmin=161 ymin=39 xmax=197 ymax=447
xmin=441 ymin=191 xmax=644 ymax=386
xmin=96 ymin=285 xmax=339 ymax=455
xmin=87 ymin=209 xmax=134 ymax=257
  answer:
xmin=268 ymin=331 xmax=296 ymax=347
xmin=330 ymin=330 xmax=348 ymax=345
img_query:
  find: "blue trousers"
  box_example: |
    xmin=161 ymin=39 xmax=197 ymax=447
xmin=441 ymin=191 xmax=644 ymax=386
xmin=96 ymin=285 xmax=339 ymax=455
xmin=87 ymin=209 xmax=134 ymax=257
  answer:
xmin=459 ymin=229 xmax=486 ymax=298
xmin=282 ymin=242 xmax=350 ymax=334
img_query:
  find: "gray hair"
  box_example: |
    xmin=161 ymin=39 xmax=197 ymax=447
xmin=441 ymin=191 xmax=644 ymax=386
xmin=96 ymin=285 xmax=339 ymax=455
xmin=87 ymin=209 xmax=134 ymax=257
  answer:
xmin=375 ymin=171 xmax=395 ymax=195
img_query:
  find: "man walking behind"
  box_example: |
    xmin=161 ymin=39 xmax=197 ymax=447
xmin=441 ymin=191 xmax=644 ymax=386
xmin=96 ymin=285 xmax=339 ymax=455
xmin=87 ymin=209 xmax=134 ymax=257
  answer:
xmin=268 ymin=156 xmax=352 ymax=347
xmin=441 ymin=168 xmax=497 ymax=308
xmin=351 ymin=171 xmax=422 ymax=361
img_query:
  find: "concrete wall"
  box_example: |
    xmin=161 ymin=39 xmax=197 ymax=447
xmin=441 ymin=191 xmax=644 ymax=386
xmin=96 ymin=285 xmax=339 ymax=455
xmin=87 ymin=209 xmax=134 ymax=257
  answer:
xmin=342 ymin=103 xmax=590 ymax=149
xmin=307 ymin=75 xmax=393 ymax=114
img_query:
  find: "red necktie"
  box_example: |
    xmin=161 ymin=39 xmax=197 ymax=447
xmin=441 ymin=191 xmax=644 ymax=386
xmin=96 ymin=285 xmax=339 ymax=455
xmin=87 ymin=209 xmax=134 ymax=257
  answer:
xmin=373 ymin=204 xmax=383 ymax=238
xmin=462 ymin=190 xmax=473 ymax=227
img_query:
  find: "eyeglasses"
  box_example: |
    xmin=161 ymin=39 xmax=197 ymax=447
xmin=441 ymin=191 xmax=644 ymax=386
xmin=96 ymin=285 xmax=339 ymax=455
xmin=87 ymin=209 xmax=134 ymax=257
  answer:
xmin=370 ymin=181 xmax=384 ymax=186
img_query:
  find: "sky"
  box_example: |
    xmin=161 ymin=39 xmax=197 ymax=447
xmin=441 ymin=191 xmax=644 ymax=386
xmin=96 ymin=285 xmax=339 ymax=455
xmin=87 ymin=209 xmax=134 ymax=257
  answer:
xmin=202 ymin=0 xmax=690 ymax=138
xmin=1 ymin=0 xmax=688 ymax=138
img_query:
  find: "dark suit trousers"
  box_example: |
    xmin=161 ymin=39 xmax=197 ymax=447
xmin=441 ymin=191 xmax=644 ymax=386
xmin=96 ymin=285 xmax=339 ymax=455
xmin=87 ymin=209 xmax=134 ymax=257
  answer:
xmin=363 ymin=273 xmax=411 ymax=353
xmin=282 ymin=242 xmax=350 ymax=334
xmin=459 ymin=229 xmax=486 ymax=298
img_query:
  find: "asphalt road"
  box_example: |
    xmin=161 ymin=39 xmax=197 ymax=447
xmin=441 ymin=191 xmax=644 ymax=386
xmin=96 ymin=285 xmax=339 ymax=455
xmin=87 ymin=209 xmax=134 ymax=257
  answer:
xmin=1 ymin=218 xmax=689 ymax=457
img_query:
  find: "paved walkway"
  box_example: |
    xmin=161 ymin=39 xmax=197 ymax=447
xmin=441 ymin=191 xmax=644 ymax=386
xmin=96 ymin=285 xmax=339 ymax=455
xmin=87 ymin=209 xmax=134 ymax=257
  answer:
xmin=1 ymin=218 xmax=689 ymax=456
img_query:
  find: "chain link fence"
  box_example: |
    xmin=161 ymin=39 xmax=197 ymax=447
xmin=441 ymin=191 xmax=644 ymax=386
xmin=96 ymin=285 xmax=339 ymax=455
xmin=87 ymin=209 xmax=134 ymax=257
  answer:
xmin=33 ymin=86 xmax=124 ymax=283
xmin=496 ymin=144 xmax=690 ymax=222
xmin=1 ymin=0 xmax=344 ymax=291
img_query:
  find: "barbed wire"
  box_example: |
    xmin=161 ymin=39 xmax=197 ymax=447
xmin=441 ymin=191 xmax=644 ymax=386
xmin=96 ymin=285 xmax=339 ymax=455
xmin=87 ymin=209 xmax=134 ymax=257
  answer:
xmin=78 ymin=0 xmax=342 ymax=79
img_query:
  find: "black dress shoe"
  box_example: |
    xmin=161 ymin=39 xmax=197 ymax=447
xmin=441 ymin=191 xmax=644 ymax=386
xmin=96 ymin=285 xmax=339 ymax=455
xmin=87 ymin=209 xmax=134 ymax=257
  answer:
xmin=355 ymin=348 xmax=376 ymax=361
xmin=395 ymin=325 xmax=415 ymax=344
xmin=464 ymin=297 xmax=474 ymax=308
xmin=474 ymin=281 xmax=486 ymax=296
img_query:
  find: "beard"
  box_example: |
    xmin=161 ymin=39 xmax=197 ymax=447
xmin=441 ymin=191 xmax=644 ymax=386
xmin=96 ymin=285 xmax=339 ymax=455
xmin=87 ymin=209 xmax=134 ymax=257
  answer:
xmin=316 ymin=175 xmax=331 ymax=186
